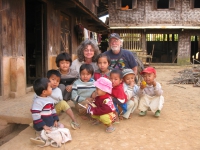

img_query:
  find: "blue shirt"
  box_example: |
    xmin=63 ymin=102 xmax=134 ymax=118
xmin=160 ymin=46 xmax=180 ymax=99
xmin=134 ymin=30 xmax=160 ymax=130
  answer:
xmin=104 ymin=48 xmax=137 ymax=70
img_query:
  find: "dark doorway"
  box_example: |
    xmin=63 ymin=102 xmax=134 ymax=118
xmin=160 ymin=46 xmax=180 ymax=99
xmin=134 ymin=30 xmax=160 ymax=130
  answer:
xmin=25 ymin=0 xmax=47 ymax=86
xmin=0 ymin=36 xmax=2 ymax=98
xmin=0 ymin=7 xmax=2 ymax=98
xmin=190 ymin=36 xmax=199 ymax=63
xmin=146 ymin=34 xmax=178 ymax=63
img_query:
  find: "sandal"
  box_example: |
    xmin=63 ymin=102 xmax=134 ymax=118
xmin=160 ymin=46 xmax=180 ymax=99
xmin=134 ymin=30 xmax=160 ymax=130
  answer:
xmin=106 ymin=126 xmax=115 ymax=133
xmin=91 ymin=120 xmax=101 ymax=125
xmin=70 ymin=121 xmax=80 ymax=130
xmin=30 ymin=137 xmax=45 ymax=146
xmin=50 ymin=140 xmax=61 ymax=148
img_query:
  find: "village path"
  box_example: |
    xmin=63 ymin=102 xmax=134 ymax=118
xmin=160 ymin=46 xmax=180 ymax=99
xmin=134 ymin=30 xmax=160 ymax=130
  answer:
xmin=0 ymin=66 xmax=200 ymax=150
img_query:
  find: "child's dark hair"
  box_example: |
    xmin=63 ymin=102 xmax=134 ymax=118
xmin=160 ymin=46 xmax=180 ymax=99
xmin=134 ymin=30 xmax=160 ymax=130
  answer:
xmin=110 ymin=69 xmax=123 ymax=79
xmin=55 ymin=52 xmax=72 ymax=67
xmin=79 ymin=64 xmax=94 ymax=75
xmin=47 ymin=69 xmax=61 ymax=79
xmin=33 ymin=78 xmax=49 ymax=96
xmin=96 ymin=53 xmax=111 ymax=64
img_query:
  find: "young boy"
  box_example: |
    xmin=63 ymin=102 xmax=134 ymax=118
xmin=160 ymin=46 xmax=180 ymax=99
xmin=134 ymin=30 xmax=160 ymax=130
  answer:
xmin=47 ymin=69 xmax=80 ymax=129
xmin=71 ymin=64 xmax=96 ymax=119
xmin=122 ymin=69 xmax=139 ymax=119
xmin=56 ymin=52 xmax=79 ymax=101
xmin=138 ymin=67 xmax=164 ymax=117
xmin=31 ymin=78 xmax=60 ymax=132
xmin=110 ymin=69 xmax=127 ymax=121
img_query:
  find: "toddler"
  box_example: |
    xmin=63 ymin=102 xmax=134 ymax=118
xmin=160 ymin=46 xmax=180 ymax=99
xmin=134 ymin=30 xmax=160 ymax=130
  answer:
xmin=110 ymin=69 xmax=127 ymax=122
xmin=138 ymin=67 xmax=164 ymax=117
xmin=31 ymin=78 xmax=61 ymax=132
xmin=71 ymin=64 xmax=96 ymax=119
xmin=87 ymin=77 xmax=116 ymax=133
xmin=122 ymin=69 xmax=139 ymax=119
xmin=56 ymin=52 xmax=79 ymax=101
xmin=94 ymin=53 xmax=111 ymax=80
xmin=47 ymin=69 xmax=80 ymax=129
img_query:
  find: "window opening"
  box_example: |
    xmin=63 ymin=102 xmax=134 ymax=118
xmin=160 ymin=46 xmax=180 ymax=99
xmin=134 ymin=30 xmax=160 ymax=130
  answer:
xmin=157 ymin=0 xmax=169 ymax=9
xmin=146 ymin=34 xmax=178 ymax=41
xmin=121 ymin=0 xmax=132 ymax=9
xmin=194 ymin=0 xmax=200 ymax=8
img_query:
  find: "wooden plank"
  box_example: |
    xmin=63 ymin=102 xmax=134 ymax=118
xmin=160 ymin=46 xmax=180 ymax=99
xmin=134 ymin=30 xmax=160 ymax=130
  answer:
xmin=169 ymin=0 xmax=175 ymax=9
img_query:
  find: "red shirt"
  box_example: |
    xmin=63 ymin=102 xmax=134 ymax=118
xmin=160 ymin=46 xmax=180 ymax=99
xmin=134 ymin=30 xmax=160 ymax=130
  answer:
xmin=90 ymin=93 xmax=115 ymax=115
xmin=93 ymin=69 xmax=110 ymax=81
xmin=111 ymin=83 xmax=127 ymax=103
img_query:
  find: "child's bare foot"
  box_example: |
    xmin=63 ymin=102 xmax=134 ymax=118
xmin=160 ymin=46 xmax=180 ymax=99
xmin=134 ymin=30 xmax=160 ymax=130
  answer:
xmin=119 ymin=115 xmax=124 ymax=120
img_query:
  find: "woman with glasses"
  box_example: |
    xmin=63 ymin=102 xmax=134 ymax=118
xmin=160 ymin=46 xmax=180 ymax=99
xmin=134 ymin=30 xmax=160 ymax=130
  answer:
xmin=71 ymin=39 xmax=100 ymax=73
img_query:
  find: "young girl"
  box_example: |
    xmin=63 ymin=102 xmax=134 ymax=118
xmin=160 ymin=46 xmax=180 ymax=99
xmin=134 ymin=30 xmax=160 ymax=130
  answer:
xmin=94 ymin=53 xmax=111 ymax=80
xmin=56 ymin=52 xmax=79 ymax=101
xmin=86 ymin=77 xmax=116 ymax=133
xmin=71 ymin=64 xmax=96 ymax=119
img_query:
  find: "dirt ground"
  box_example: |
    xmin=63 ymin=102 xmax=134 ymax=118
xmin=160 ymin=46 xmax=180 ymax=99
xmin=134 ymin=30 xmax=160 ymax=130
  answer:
xmin=0 ymin=66 xmax=200 ymax=150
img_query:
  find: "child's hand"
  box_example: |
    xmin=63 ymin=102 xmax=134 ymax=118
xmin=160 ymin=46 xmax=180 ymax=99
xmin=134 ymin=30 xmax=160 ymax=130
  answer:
xmin=66 ymin=85 xmax=72 ymax=92
xmin=129 ymin=81 xmax=134 ymax=88
xmin=53 ymin=120 xmax=58 ymax=127
xmin=152 ymin=81 xmax=156 ymax=87
xmin=85 ymin=97 xmax=93 ymax=103
xmin=43 ymin=125 xmax=51 ymax=132
xmin=140 ymin=82 xmax=146 ymax=89
xmin=91 ymin=91 xmax=96 ymax=99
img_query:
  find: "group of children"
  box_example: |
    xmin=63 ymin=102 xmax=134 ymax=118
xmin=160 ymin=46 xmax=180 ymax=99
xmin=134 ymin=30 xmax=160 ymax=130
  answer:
xmin=31 ymin=52 xmax=164 ymax=136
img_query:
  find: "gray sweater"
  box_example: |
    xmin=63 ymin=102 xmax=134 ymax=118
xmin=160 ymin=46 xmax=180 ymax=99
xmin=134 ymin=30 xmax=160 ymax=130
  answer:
xmin=71 ymin=78 xmax=96 ymax=103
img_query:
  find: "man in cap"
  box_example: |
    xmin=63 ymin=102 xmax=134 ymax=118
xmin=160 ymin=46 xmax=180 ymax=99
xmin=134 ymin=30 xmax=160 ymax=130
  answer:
xmin=103 ymin=33 xmax=138 ymax=75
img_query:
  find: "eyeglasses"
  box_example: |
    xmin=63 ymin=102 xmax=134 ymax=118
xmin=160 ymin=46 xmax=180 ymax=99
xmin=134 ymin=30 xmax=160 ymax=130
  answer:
xmin=84 ymin=49 xmax=94 ymax=53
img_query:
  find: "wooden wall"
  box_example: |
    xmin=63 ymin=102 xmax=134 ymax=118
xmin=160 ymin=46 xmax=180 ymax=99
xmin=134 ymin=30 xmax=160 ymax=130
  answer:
xmin=1 ymin=0 xmax=25 ymax=57
xmin=109 ymin=0 xmax=200 ymax=28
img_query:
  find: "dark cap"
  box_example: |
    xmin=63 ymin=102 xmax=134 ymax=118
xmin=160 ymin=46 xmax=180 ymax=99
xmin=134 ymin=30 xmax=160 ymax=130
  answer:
xmin=109 ymin=33 xmax=121 ymax=40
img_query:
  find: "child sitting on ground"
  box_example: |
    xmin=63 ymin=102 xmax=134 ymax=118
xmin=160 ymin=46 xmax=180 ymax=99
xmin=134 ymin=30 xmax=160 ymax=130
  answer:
xmin=94 ymin=53 xmax=111 ymax=80
xmin=31 ymin=78 xmax=61 ymax=132
xmin=122 ymin=69 xmax=139 ymax=119
xmin=47 ymin=69 xmax=80 ymax=129
xmin=86 ymin=77 xmax=116 ymax=133
xmin=138 ymin=67 xmax=164 ymax=117
xmin=71 ymin=64 xmax=96 ymax=119
xmin=30 ymin=78 xmax=64 ymax=145
xmin=56 ymin=52 xmax=79 ymax=101
xmin=110 ymin=69 xmax=127 ymax=122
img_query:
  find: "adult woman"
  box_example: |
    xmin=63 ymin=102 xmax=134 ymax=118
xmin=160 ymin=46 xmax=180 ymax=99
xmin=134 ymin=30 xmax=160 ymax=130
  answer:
xmin=71 ymin=39 xmax=100 ymax=73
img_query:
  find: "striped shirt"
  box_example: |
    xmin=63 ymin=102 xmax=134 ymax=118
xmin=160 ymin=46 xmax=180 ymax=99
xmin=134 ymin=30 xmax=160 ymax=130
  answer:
xmin=71 ymin=78 xmax=96 ymax=103
xmin=31 ymin=95 xmax=59 ymax=131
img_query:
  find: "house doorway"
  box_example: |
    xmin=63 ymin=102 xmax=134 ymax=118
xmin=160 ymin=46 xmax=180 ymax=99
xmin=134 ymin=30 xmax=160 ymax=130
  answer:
xmin=25 ymin=0 xmax=47 ymax=86
xmin=190 ymin=36 xmax=199 ymax=63
xmin=0 ymin=41 xmax=2 ymax=98
xmin=146 ymin=34 xmax=178 ymax=63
